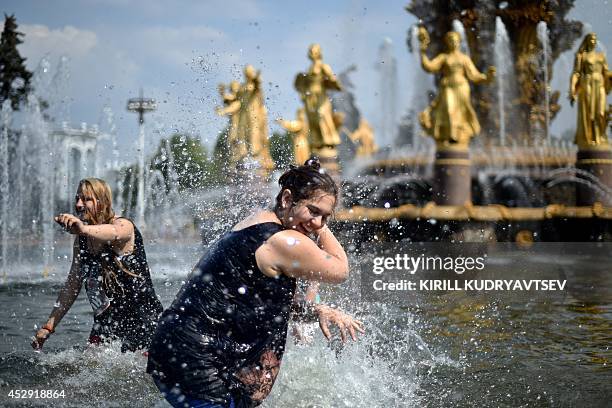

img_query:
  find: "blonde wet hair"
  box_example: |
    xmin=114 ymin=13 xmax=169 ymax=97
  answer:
xmin=76 ymin=178 xmax=140 ymax=290
xmin=77 ymin=178 xmax=115 ymax=225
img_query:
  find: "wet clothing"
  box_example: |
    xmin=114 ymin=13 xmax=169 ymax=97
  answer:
xmin=147 ymin=222 xmax=296 ymax=408
xmin=154 ymin=378 xmax=235 ymax=408
xmin=79 ymin=219 xmax=163 ymax=352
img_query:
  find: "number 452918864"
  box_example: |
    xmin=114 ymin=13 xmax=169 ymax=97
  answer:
xmin=8 ymin=389 xmax=66 ymax=398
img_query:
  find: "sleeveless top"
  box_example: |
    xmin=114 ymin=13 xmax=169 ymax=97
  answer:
xmin=79 ymin=219 xmax=163 ymax=351
xmin=147 ymin=222 xmax=295 ymax=407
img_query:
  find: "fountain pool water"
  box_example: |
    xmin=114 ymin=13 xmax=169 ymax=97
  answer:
xmin=0 ymin=241 xmax=610 ymax=406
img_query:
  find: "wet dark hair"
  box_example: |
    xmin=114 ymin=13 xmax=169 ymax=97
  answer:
xmin=274 ymin=157 xmax=338 ymax=211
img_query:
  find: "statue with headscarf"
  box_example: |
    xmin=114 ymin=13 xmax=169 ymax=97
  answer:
xmin=569 ymin=32 xmax=610 ymax=148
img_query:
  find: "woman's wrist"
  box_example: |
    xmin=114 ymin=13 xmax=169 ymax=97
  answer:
xmin=292 ymin=300 xmax=319 ymax=322
xmin=315 ymin=225 xmax=330 ymax=237
xmin=314 ymin=304 xmax=325 ymax=317
xmin=314 ymin=304 xmax=335 ymax=314
xmin=41 ymin=323 xmax=55 ymax=333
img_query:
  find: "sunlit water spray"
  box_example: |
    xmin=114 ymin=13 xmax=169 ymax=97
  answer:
xmin=0 ymin=101 xmax=11 ymax=281
xmin=494 ymin=17 xmax=517 ymax=146
xmin=409 ymin=25 xmax=434 ymax=155
xmin=25 ymin=93 xmax=55 ymax=276
xmin=537 ymin=21 xmax=550 ymax=139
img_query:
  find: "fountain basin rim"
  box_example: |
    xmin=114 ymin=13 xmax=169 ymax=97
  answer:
xmin=336 ymin=202 xmax=612 ymax=222
xmin=364 ymin=155 xmax=578 ymax=171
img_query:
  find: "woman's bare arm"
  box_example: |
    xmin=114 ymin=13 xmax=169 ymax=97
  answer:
xmin=32 ymin=238 xmax=82 ymax=349
xmin=55 ymin=214 xmax=133 ymax=246
xmin=420 ymin=52 xmax=444 ymax=73
xmin=256 ymin=226 xmax=349 ymax=284
xmin=81 ymin=218 xmax=133 ymax=244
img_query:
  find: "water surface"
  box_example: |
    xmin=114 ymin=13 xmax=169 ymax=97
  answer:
xmin=0 ymin=241 xmax=610 ymax=407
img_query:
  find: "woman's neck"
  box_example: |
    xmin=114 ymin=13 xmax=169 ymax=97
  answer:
xmin=272 ymin=207 xmax=286 ymax=227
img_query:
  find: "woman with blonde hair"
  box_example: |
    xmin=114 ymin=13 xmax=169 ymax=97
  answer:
xmin=32 ymin=178 xmax=163 ymax=352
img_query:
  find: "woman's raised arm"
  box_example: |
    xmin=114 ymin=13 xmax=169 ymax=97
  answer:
xmin=257 ymin=226 xmax=349 ymax=284
xmin=55 ymin=214 xmax=133 ymax=246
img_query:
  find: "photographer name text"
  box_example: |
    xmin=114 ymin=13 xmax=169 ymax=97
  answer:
xmin=373 ymin=279 xmax=567 ymax=291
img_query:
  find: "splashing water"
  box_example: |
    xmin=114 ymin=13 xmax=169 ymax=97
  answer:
xmin=0 ymin=101 xmax=11 ymax=282
xmin=409 ymin=25 xmax=434 ymax=153
xmin=25 ymin=94 xmax=55 ymax=274
xmin=537 ymin=21 xmax=551 ymax=139
xmin=2 ymin=241 xmax=611 ymax=406
xmin=377 ymin=38 xmax=398 ymax=147
xmin=494 ymin=17 xmax=517 ymax=146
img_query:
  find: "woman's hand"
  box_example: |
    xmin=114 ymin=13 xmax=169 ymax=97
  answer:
xmin=315 ymin=304 xmax=365 ymax=342
xmin=31 ymin=328 xmax=51 ymax=350
xmin=54 ymin=213 xmax=85 ymax=235
xmin=313 ymin=224 xmax=330 ymax=240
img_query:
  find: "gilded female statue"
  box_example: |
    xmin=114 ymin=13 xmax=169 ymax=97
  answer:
xmin=569 ymin=33 xmax=610 ymax=148
xmin=417 ymin=28 xmax=495 ymax=148
xmin=349 ymin=119 xmax=378 ymax=157
xmin=277 ymin=108 xmax=311 ymax=165
xmin=217 ymin=80 xmax=247 ymax=165
xmin=295 ymin=44 xmax=342 ymax=153
xmin=217 ymin=65 xmax=274 ymax=171
xmin=239 ymin=65 xmax=274 ymax=170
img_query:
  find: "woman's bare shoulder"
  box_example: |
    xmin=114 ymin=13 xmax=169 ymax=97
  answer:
xmin=232 ymin=210 xmax=280 ymax=232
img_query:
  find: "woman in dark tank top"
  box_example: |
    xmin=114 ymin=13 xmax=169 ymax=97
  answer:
xmin=147 ymin=159 xmax=364 ymax=408
xmin=31 ymin=178 xmax=163 ymax=353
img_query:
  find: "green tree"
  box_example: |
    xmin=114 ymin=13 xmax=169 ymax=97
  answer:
xmin=210 ymin=126 xmax=230 ymax=184
xmin=117 ymin=165 xmax=138 ymax=216
xmin=0 ymin=14 xmax=32 ymax=110
xmin=269 ymin=131 xmax=293 ymax=169
xmin=150 ymin=133 xmax=216 ymax=191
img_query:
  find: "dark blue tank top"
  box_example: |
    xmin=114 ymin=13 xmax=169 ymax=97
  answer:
xmin=147 ymin=222 xmax=296 ymax=407
xmin=79 ymin=220 xmax=163 ymax=351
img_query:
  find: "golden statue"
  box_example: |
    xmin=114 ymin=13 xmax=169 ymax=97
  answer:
xmin=239 ymin=65 xmax=274 ymax=170
xmin=417 ymin=28 xmax=495 ymax=148
xmin=217 ymin=65 xmax=274 ymax=171
xmin=216 ymin=80 xmax=247 ymax=165
xmin=569 ymin=33 xmax=610 ymax=149
xmin=349 ymin=119 xmax=378 ymax=157
xmin=294 ymin=44 xmax=342 ymax=156
xmin=276 ymin=108 xmax=310 ymax=165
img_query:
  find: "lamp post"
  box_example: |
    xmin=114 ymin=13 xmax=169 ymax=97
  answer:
xmin=127 ymin=90 xmax=157 ymax=229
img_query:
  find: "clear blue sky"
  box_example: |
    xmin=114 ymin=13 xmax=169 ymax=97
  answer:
xmin=1 ymin=0 xmax=610 ymax=165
